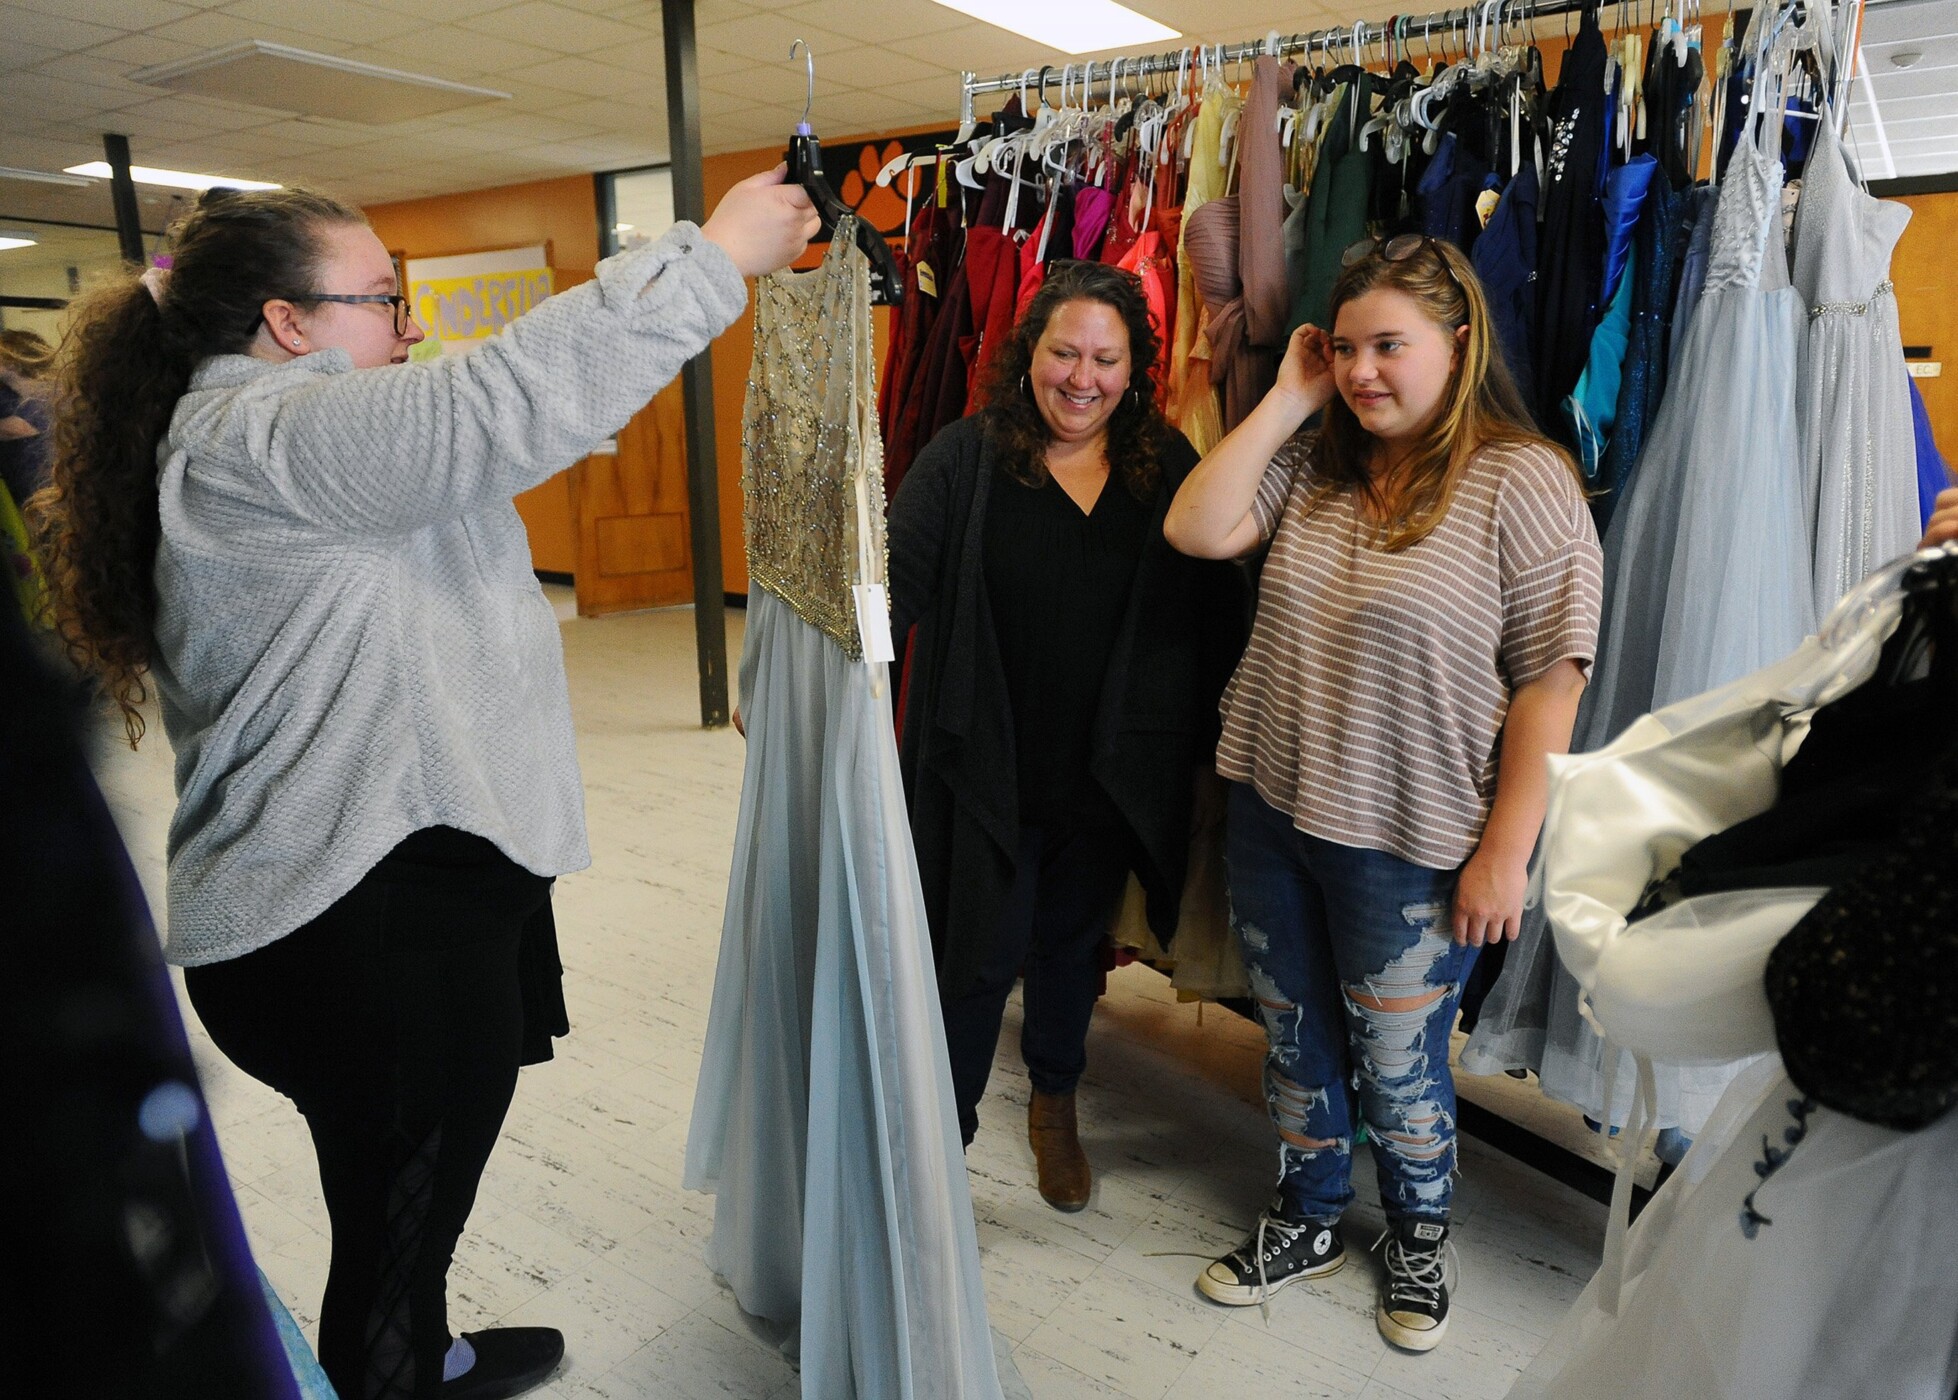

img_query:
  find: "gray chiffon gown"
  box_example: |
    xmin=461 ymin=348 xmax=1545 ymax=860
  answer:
xmin=1465 ymin=47 xmax=1817 ymax=1131
xmin=683 ymin=226 xmax=1019 ymax=1400
xmin=1793 ymin=113 xmax=1918 ymax=619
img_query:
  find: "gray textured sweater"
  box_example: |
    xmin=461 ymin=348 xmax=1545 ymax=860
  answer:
xmin=153 ymin=223 xmax=746 ymax=966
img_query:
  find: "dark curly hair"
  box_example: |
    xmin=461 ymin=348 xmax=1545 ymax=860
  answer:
xmin=29 ymin=186 xmax=364 ymax=745
xmin=974 ymin=259 xmax=1173 ymax=502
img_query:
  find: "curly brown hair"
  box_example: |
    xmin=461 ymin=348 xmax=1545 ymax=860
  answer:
xmin=0 ymin=328 xmax=54 ymax=379
xmin=29 ymin=186 xmax=364 ymax=745
xmin=1308 ymin=236 xmax=1581 ymax=552
xmin=973 ymin=259 xmax=1174 ymax=503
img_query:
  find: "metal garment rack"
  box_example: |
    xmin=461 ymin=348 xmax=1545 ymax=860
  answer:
xmin=958 ymin=0 xmax=1613 ymax=127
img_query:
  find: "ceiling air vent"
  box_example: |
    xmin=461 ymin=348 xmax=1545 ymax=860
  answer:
xmin=128 ymin=42 xmax=510 ymax=124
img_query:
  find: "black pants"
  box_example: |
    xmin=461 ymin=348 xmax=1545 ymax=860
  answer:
xmin=940 ymin=822 xmax=1132 ymax=1145
xmin=185 ymin=829 xmax=555 ymax=1400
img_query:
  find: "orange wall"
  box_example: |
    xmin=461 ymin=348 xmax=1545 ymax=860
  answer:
xmin=1894 ymin=191 xmax=1957 ymax=470
xmin=364 ymin=174 xmax=598 ymax=575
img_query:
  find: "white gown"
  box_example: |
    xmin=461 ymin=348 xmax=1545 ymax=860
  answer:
xmin=1509 ymin=549 xmax=1958 ymax=1399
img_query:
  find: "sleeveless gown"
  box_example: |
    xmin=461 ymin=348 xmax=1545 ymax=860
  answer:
xmin=1793 ymin=114 xmax=1918 ymax=618
xmin=1467 ymin=78 xmax=1815 ymax=1131
xmin=684 ymin=227 xmax=1020 ymax=1400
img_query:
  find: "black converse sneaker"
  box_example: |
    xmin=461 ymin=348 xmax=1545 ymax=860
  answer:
xmin=1197 ymin=1209 xmax=1345 ymax=1306
xmin=1376 ymin=1217 xmax=1453 ymax=1351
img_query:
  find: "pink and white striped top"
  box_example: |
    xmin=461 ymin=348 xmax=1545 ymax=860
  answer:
xmin=1217 ymin=433 xmax=1604 ymax=870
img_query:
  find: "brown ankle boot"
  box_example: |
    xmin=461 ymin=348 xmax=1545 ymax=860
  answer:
xmin=1027 ymin=1090 xmax=1091 ymax=1212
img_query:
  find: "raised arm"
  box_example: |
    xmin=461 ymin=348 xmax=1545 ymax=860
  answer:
xmin=244 ymin=167 xmax=817 ymax=536
xmin=1165 ymin=324 xmax=1335 ymax=559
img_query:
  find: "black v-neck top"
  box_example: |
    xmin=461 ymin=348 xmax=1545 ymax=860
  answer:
xmin=982 ymin=461 xmax=1152 ymax=827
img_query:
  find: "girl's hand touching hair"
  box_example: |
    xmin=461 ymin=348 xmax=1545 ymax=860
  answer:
xmin=1272 ymin=323 xmax=1337 ymax=423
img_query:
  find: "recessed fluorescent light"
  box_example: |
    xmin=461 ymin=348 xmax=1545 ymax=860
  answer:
xmin=927 ymin=0 xmax=1178 ymax=55
xmin=0 ymin=165 xmax=93 ymax=188
xmin=129 ymin=41 xmax=510 ymax=124
xmin=64 ymin=161 xmax=281 ymax=192
xmin=0 ymin=235 xmax=38 ymax=252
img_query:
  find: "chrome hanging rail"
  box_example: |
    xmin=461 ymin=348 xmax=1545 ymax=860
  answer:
xmin=957 ymin=0 xmax=1695 ymax=126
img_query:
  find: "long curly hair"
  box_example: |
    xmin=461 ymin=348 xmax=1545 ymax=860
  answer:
xmin=0 ymin=328 xmax=54 ymax=379
xmin=1309 ymin=236 xmax=1580 ymax=551
xmin=30 ymin=186 xmax=364 ymax=745
xmin=974 ymin=259 xmax=1174 ymax=502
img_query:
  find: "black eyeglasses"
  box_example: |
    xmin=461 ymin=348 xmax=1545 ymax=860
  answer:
xmin=1339 ymin=232 xmax=1465 ymax=295
xmin=1340 ymin=233 xmax=1443 ymax=269
xmin=311 ymin=292 xmax=413 ymax=335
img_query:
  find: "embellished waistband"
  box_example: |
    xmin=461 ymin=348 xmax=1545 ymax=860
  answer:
xmin=1810 ymin=280 xmax=1893 ymax=319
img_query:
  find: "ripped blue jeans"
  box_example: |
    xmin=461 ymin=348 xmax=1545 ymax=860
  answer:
xmin=1225 ymin=783 xmax=1475 ymax=1225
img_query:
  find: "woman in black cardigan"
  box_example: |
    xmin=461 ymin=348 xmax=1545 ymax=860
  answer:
xmin=888 ymin=261 xmax=1245 ymax=1212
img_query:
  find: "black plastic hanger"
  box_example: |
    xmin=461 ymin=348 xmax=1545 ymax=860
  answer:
xmin=784 ymin=40 xmax=903 ymax=305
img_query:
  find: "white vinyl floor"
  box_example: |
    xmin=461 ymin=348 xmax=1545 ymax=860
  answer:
xmin=91 ymin=593 xmax=1612 ymax=1400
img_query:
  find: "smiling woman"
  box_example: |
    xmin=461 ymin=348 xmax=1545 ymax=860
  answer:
xmin=886 ymin=260 xmax=1247 ymax=1214
xmin=1166 ymin=233 xmax=1604 ymax=1353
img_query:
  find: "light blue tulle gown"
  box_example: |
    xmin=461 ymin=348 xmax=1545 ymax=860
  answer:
xmin=1466 ymin=17 xmax=1817 ymax=1131
xmin=683 ymin=225 xmax=1018 ymax=1399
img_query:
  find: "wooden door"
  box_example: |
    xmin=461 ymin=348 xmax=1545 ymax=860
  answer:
xmin=569 ymin=378 xmax=694 ymax=615
xmin=1895 ymin=192 xmax=1958 ymax=468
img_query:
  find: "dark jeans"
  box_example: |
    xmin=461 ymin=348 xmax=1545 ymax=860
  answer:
xmin=940 ymin=821 xmax=1132 ymax=1145
xmin=185 ymin=829 xmax=552 ymax=1400
xmin=1225 ymin=784 xmax=1475 ymax=1224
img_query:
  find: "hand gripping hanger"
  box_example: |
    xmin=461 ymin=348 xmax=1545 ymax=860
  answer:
xmin=784 ymin=39 xmax=903 ymax=305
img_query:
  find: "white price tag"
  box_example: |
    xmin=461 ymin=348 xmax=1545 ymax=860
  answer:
xmin=852 ymin=583 xmax=895 ymax=664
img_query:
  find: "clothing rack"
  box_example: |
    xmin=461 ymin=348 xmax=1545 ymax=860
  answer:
xmin=957 ymin=0 xmax=1622 ymax=128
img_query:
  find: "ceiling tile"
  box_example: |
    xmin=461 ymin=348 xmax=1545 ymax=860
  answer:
xmin=696 ymin=11 xmax=852 ymax=64
xmin=376 ymin=24 xmax=560 ymax=78
xmin=465 ymin=111 xmax=608 ymax=142
xmin=83 ymin=31 xmax=210 ymax=67
xmin=0 ymin=40 xmax=62 ymax=74
xmin=4 ymin=8 xmax=131 ymax=52
xmin=871 ymin=72 xmax=969 ymax=117
xmin=111 ymin=91 xmax=283 ymax=135
xmin=23 ymin=51 xmax=165 ymax=99
xmin=218 ymin=0 xmax=426 ymax=45
xmin=807 ymin=89 xmax=936 ymax=136
xmin=466 ymin=76 xmax=588 ymax=112
xmin=810 ymin=44 xmax=948 ymax=90
xmin=4 ymin=69 xmax=152 ymax=116
xmin=885 ymin=22 xmax=1068 ymax=75
xmin=356 ymin=0 xmax=517 ymax=19
xmin=695 ymin=0 xmax=761 ymax=21
xmin=775 ymin=0 xmax=967 ymax=47
xmin=8 ymin=0 xmax=198 ymax=27
xmin=581 ymin=35 xmax=675 ymax=75
xmin=691 ymin=43 xmax=760 ymax=77
xmin=149 ymin=12 xmax=359 ymax=56
xmin=459 ymin=1 xmax=649 ymax=53
xmin=500 ymin=54 xmax=641 ymax=97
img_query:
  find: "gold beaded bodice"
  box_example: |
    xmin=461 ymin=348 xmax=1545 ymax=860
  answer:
xmin=741 ymin=220 xmax=886 ymax=659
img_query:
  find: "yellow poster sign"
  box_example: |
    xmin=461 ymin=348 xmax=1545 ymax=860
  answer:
xmin=405 ymin=245 xmax=553 ymax=359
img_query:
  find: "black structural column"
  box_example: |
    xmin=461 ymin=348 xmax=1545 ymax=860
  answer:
xmin=103 ymin=133 xmax=145 ymax=265
xmin=661 ymin=0 xmax=731 ymax=729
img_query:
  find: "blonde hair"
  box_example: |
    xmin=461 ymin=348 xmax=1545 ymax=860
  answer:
xmin=1309 ymin=237 xmax=1580 ymax=552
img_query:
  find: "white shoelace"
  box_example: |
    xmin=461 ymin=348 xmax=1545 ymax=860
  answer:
xmin=1372 ymin=1228 xmax=1462 ymax=1317
xmin=1250 ymin=1214 xmax=1308 ymax=1323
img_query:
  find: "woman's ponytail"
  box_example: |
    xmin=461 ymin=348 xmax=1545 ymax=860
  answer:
xmin=31 ymin=278 xmax=190 ymax=743
xmin=29 ymin=186 xmax=362 ymax=745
